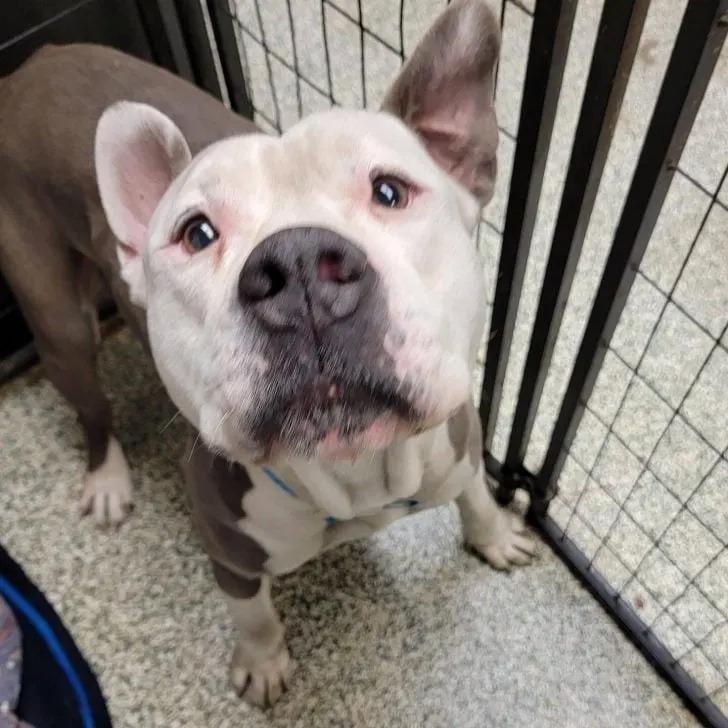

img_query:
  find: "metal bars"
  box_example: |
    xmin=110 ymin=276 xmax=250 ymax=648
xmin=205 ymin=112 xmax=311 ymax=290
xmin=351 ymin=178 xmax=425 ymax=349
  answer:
xmin=536 ymin=0 xmax=728 ymax=502
xmin=478 ymin=0 xmax=577 ymax=461
xmin=503 ymin=0 xmax=650 ymax=485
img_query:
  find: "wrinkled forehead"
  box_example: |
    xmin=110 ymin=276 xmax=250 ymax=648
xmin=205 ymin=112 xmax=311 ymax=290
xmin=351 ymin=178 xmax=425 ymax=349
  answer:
xmin=280 ymin=108 xmax=435 ymax=176
xmin=175 ymin=109 xmax=439 ymax=202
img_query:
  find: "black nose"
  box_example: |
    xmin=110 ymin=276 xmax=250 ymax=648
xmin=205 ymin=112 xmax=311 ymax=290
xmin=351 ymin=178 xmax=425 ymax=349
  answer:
xmin=238 ymin=227 xmax=373 ymax=331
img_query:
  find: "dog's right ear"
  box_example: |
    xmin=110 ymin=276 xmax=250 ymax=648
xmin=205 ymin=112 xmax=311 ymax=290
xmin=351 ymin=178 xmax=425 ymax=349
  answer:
xmin=95 ymin=102 xmax=191 ymax=307
xmin=381 ymin=0 xmax=499 ymax=208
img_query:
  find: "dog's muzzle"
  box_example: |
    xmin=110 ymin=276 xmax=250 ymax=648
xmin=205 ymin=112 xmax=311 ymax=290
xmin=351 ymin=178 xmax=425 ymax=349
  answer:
xmin=235 ymin=226 xmax=417 ymax=455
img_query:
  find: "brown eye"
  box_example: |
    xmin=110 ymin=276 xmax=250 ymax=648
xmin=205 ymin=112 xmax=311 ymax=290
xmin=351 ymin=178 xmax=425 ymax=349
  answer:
xmin=372 ymin=175 xmax=409 ymax=209
xmin=180 ymin=215 xmax=218 ymax=253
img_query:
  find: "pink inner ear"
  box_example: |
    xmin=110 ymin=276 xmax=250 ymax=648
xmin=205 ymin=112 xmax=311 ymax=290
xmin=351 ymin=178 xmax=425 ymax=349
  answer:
xmin=111 ymin=133 xmax=179 ymax=253
xmin=124 ymin=140 xmax=174 ymax=219
xmin=416 ymin=128 xmax=461 ymax=179
xmin=414 ymin=89 xmax=498 ymax=202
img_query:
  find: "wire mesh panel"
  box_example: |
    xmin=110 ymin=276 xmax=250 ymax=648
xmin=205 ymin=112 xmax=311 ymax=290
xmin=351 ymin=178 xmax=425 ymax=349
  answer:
xmin=548 ymin=107 xmax=728 ymax=724
xmin=194 ymin=0 xmax=728 ymax=724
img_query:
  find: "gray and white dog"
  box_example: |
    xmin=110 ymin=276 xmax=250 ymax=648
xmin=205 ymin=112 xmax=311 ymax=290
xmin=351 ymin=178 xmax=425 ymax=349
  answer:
xmin=0 ymin=0 xmax=534 ymax=707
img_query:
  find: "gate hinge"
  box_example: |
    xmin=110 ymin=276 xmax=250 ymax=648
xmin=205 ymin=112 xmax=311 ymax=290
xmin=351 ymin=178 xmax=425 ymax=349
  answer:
xmin=493 ymin=463 xmax=537 ymax=505
xmin=495 ymin=464 xmax=554 ymax=521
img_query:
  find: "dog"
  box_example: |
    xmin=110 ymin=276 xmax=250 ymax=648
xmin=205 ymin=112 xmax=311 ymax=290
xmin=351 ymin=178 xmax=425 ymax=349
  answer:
xmin=0 ymin=0 xmax=535 ymax=707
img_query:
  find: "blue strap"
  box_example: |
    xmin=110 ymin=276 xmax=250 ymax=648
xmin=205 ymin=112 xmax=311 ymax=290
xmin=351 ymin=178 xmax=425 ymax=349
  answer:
xmin=261 ymin=468 xmax=421 ymax=525
xmin=262 ymin=467 xmax=297 ymax=497
xmin=386 ymin=498 xmax=421 ymax=509
xmin=0 ymin=575 xmax=95 ymax=728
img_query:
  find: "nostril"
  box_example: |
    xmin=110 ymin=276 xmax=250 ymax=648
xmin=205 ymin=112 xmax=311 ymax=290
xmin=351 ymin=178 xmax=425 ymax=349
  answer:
xmin=317 ymin=250 xmax=365 ymax=284
xmin=317 ymin=251 xmax=344 ymax=284
xmin=262 ymin=262 xmax=287 ymax=297
xmin=240 ymin=260 xmax=287 ymax=302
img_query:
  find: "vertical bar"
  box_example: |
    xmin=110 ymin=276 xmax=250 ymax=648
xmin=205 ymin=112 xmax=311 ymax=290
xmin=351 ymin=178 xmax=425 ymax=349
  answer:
xmin=285 ymin=0 xmax=303 ymax=118
xmin=504 ymin=0 xmax=650 ymax=471
xmin=478 ymin=0 xmax=577 ymax=457
xmin=134 ymin=0 xmax=195 ymax=81
xmin=205 ymin=0 xmax=254 ymax=118
xmin=357 ymin=0 xmax=367 ymax=107
xmin=536 ymin=0 xmax=728 ymax=506
xmin=319 ymin=0 xmax=336 ymax=104
xmin=397 ymin=0 xmax=405 ymax=61
xmin=173 ymin=0 xmax=226 ymax=100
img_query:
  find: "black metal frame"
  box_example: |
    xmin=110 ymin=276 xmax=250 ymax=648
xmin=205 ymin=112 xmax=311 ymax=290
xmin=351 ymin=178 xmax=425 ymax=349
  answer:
xmin=481 ymin=1 xmax=728 ymax=726
xmin=532 ymin=0 xmax=728 ymax=505
xmin=479 ymin=0 xmax=577 ymax=461
xmin=201 ymin=0 xmax=253 ymax=116
xmin=502 ymin=0 xmax=650 ymax=482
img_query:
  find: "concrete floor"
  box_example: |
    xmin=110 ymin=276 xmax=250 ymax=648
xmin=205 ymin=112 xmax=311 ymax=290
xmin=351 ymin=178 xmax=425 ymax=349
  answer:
xmin=0 ymin=330 xmax=696 ymax=727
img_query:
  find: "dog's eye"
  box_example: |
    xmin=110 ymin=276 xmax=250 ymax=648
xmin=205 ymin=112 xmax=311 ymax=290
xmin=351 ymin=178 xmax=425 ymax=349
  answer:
xmin=180 ymin=215 xmax=218 ymax=253
xmin=372 ymin=176 xmax=409 ymax=209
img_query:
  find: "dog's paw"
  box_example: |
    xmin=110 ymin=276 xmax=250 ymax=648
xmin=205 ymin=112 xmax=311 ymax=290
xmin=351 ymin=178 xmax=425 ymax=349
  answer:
xmin=79 ymin=437 xmax=134 ymax=526
xmin=467 ymin=510 xmax=536 ymax=571
xmin=230 ymin=642 xmax=295 ymax=708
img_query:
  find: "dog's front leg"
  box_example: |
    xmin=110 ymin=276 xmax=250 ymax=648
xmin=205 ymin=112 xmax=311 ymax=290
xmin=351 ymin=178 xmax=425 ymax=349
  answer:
xmin=183 ymin=444 xmax=294 ymax=707
xmin=447 ymin=402 xmax=535 ymax=570
xmin=456 ymin=474 xmax=536 ymax=570
xmin=213 ymin=563 xmax=294 ymax=707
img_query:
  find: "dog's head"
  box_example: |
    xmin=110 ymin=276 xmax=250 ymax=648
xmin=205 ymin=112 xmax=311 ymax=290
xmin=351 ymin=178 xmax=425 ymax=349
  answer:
xmin=95 ymin=0 xmax=499 ymax=462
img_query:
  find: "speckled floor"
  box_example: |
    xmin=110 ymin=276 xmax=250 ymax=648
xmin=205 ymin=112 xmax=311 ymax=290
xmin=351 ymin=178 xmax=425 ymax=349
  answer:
xmin=0 ymin=329 xmax=696 ymax=726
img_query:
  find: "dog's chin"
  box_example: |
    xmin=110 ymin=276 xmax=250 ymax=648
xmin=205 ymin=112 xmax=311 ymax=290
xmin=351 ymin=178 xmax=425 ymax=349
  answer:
xmin=262 ymin=410 xmax=415 ymax=460
xmin=232 ymin=376 xmax=421 ymax=460
xmin=250 ymin=413 xmax=411 ymax=461
xmin=314 ymin=413 xmax=413 ymax=459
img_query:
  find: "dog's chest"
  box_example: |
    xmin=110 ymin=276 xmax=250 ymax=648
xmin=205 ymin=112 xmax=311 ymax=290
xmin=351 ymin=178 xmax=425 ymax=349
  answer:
xmin=236 ymin=427 xmax=467 ymax=575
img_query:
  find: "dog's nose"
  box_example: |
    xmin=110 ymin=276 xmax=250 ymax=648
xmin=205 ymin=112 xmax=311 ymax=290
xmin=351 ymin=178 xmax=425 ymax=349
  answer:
xmin=238 ymin=227 xmax=373 ymax=331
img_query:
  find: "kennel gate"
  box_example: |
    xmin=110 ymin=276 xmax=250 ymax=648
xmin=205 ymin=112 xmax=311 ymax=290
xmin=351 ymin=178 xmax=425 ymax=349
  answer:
xmin=171 ymin=1 xmax=728 ymax=723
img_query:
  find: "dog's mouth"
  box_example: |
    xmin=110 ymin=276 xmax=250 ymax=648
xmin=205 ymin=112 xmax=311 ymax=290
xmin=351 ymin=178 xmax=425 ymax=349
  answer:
xmin=248 ymin=373 xmax=420 ymax=459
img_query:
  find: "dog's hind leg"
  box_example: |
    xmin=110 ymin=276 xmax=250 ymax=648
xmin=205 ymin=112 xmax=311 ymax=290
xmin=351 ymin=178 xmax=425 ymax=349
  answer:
xmin=0 ymin=209 xmax=133 ymax=525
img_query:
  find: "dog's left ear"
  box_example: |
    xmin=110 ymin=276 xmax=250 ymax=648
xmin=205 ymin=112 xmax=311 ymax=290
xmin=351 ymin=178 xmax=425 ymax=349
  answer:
xmin=381 ymin=0 xmax=499 ymax=206
xmin=95 ymin=101 xmax=191 ymax=307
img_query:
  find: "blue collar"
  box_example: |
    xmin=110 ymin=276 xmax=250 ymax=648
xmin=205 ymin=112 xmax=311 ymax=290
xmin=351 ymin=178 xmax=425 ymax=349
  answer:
xmin=261 ymin=467 xmax=421 ymax=526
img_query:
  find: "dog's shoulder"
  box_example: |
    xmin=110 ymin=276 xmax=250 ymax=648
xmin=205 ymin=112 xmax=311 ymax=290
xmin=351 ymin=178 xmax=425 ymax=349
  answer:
xmin=183 ymin=439 xmax=269 ymax=578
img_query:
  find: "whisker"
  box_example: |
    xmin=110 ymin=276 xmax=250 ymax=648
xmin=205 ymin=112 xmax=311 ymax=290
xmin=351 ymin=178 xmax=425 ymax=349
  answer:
xmin=159 ymin=410 xmax=181 ymax=433
xmin=187 ymin=431 xmax=202 ymax=462
xmin=214 ymin=409 xmax=232 ymax=439
xmin=187 ymin=410 xmax=233 ymax=464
